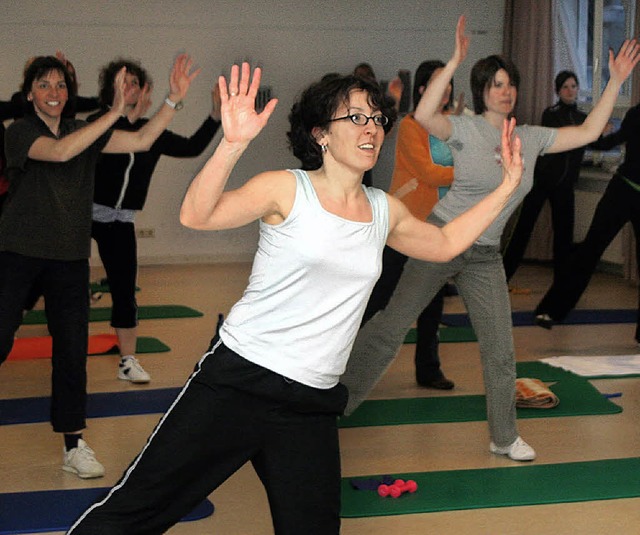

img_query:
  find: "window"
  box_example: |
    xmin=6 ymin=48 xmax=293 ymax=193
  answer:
xmin=554 ymin=0 xmax=635 ymax=106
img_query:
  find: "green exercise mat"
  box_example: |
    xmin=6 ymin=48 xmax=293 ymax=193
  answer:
xmin=23 ymin=305 xmax=204 ymax=325
xmin=106 ymin=336 xmax=170 ymax=354
xmin=342 ymin=457 xmax=640 ymax=517
xmin=404 ymin=326 xmax=477 ymax=344
xmin=338 ymin=377 xmax=621 ymax=428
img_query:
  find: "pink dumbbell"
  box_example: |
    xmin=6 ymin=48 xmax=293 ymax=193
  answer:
xmin=377 ymin=479 xmax=418 ymax=498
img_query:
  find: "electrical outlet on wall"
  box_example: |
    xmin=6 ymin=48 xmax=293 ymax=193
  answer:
xmin=136 ymin=228 xmax=155 ymax=239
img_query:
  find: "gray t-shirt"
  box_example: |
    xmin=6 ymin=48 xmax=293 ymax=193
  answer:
xmin=0 ymin=114 xmax=112 ymax=261
xmin=432 ymin=114 xmax=557 ymax=246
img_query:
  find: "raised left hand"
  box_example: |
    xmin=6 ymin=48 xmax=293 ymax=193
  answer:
xmin=500 ymin=117 xmax=522 ymax=193
xmin=608 ymin=38 xmax=640 ymax=86
xmin=168 ymin=54 xmax=200 ymax=102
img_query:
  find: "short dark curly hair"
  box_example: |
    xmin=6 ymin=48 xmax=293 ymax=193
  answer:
xmin=287 ymin=74 xmax=396 ymax=170
xmin=21 ymin=56 xmax=76 ymax=115
xmin=470 ymin=55 xmax=520 ymax=115
xmin=97 ymin=58 xmax=150 ymax=108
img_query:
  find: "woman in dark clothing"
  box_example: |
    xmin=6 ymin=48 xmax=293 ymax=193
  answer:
xmin=503 ymin=71 xmax=611 ymax=282
xmin=361 ymin=59 xmax=457 ymax=389
xmin=89 ymin=58 xmax=221 ymax=383
xmin=1 ymin=52 xmax=100 ymax=312
xmin=0 ymin=54 xmax=198 ymax=479
xmin=535 ymin=101 xmax=640 ymax=341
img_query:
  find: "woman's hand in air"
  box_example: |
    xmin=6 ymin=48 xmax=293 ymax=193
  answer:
xmin=219 ymin=62 xmax=278 ymax=146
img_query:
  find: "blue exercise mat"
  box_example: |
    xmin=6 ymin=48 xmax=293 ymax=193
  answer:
xmin=0 ymin=488 xmax=213 ymax=534
xmin=442 ymin=308 xmax=637 ymax=327
xmin=1 ymin=388 xmax=182 ymax=426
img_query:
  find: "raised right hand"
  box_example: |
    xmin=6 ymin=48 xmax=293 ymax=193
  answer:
xmin=111 ymin=67 xmax=128 ymax=116
xmin=218 ymin=62 xmax=278 ymax=145
xmin=129 ymin=82 xmax=152 ymax=122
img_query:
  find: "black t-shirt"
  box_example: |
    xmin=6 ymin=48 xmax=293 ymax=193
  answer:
xmin=0 ymin=114 xmax=112 ymax=260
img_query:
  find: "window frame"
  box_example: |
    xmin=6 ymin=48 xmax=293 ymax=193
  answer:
xmin=555 ymin=0 xmax=636 ymax=111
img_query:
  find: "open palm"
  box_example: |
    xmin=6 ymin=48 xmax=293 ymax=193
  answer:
xmin=452 ymin=15 xmax=470 ymax=66
xmin=219 ymin=62 xmax=278 ymax=145
xmin=608 ymin=38 xmax=640 ymax=85
xmin=169 ymin=54 xmax=200 ymax=101
xmin=500 ymin=117 xmax=522 ymax=191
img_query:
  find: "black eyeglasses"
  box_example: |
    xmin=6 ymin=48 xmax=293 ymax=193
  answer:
xmin=328 ymin=113 xmax=389 ymax=127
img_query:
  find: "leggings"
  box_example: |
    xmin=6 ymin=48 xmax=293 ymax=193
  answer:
xmin=92 ymin=221 xmax=138 ymax=328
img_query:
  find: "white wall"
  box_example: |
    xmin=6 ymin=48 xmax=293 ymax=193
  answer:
xmin=1 ymin=0 xmax=505 ymax=265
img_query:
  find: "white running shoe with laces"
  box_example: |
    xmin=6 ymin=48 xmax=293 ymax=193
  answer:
xmin=118 ymin=355 xmax=151 ymax=383
xmin=63 ymin=439 xmax=105 ymax=479
xmin=489 ymin=436 xmax=536 ymax=461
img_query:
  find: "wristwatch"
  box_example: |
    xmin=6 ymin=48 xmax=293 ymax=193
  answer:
xmin=164 ymin=97 xmax=184 ymax=111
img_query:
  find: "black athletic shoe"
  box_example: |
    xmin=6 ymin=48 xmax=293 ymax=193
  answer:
xmin=535 ymin=313 xmax=554 ymax=330
xmin=418 ymin=376 xmax=455 ymax=390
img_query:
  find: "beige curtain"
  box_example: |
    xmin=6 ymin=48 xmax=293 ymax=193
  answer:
xmin=622 ymin=0 xmax=640 ymax=284
xmin=503 ymin=0 xmax=555 ymax=124
xmin=503 ymin=0 xmax=555 ymax=261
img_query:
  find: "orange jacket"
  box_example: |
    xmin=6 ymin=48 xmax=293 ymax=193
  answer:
xmin=388 ymin=114 xmax=453 ymax=222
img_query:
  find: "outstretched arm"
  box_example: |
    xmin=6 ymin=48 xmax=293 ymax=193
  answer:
xmin=387 ymin=118 xmax=522 ymax=261
xmin=180 ymin=62 xmax=279 ymax=230
xmin=414 ymin=14 xmax=469 ymax=140
xmin=104 ymin=54 xmax=200 ymax=153
xmin=550 ymin=39 xmax=640 ymax=153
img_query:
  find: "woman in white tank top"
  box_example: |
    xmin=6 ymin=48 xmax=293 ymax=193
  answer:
xmin=68 ymin=62 xmax=524 ymax=535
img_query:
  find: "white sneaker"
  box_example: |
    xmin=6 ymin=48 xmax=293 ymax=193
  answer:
xmin=489 ymin=436 xmax=536 ymax=461
xmin=118 ymin=355 xmax=151 ymax=383
xmin=63 ymin=439 xmax=105 ymax=479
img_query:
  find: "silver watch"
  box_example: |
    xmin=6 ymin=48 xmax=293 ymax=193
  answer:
xmin=164 ymin=97 xmax=184 ymax=111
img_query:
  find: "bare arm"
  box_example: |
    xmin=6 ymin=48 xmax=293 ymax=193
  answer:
xmin=180 ymin=62 xmax=279 ymax=230
xmin=549 ymin=39 xmax=640 ymax=153
xmin=387 ymin=118 xmax=522 ymax=261
xmin=413 ymin=15 xmax=469 ymax=140
xmin=103 ymin=54 xmax=200 ymax=153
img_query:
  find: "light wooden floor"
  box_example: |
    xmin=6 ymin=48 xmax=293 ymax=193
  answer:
xmin=2 ymin=262 xmax=639 ymax=534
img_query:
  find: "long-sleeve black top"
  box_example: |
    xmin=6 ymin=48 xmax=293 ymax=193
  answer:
xmin=590 ymin=103 xmax=640 ymax=186
xmin=534 ymin=100 xmax=613 ymax=185
xmin=88 ymin=111 xmax=220 ymax=210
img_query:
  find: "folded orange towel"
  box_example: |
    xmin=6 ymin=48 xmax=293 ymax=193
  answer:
xmin=516 ymin=378 xmax=559 ymax=409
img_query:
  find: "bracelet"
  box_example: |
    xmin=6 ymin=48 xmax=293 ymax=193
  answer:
xmin=164 ymin=96 xmax=184 ymax=111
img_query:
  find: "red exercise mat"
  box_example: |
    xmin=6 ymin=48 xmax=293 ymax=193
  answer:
xmin=8 ymin=334 xmax=120 ymax=361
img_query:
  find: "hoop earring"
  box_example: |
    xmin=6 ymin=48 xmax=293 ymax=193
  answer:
xmin=320 ymin=144 xmax=328 ymax=153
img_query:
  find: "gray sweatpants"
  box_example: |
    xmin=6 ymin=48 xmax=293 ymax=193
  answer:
xmin=341 ymin=243 xmax=518 ymax=447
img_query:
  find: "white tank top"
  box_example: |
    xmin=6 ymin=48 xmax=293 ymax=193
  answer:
xmin=220 ymin=169 xmax=389 ymax=389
